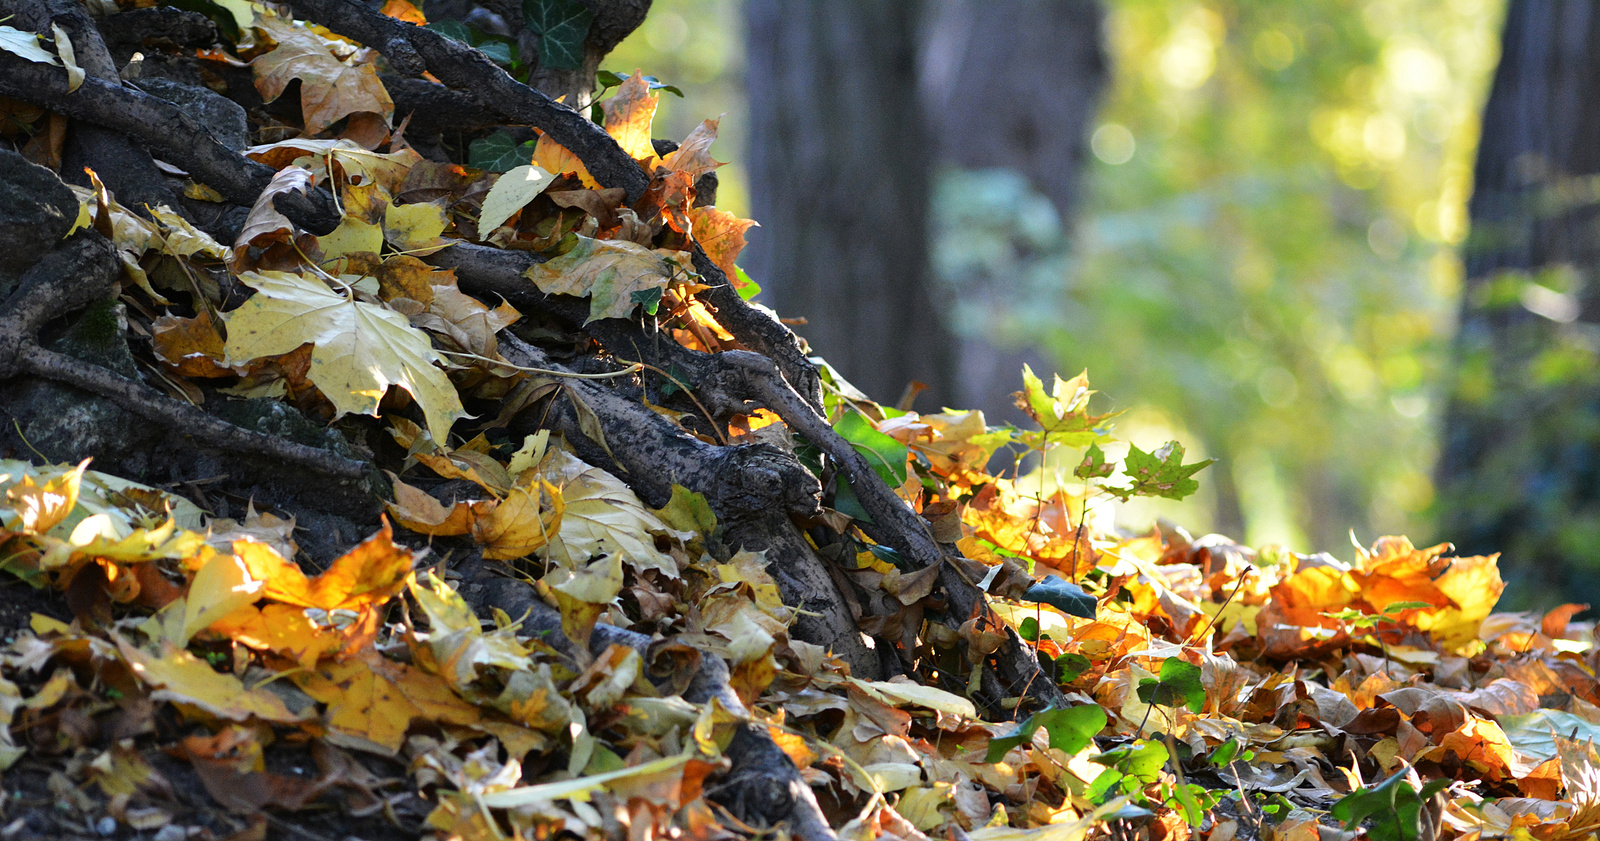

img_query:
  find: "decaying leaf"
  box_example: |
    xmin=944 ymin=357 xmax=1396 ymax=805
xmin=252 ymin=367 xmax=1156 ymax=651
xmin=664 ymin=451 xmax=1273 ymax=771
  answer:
xmin=524 ymin=236 xmax=688 ymax=323
xmin=252 ymin=13 xmax=393 ymax=136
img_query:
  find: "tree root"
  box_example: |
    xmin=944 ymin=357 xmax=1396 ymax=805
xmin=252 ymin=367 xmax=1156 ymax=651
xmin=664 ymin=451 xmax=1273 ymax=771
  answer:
xmin=454 ymin=559 xmax=840 ymax=841
xmin=495 ymin=333 xmax=884 ymax=680
xmin=280 ymin=0 xmax=823 ymax=407
xmin=435 ymin=241 xmax=1064 ymax=714
xmin=0 ymin=53 xmax=340 ymax=232
xmin=0 ymin=226 xmax=368 ymax=484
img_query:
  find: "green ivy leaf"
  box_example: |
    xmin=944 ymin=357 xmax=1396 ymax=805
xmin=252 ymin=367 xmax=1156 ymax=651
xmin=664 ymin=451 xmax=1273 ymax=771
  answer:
xmin=983 ymin=705 xmax=1106 ymax=762
xmin=476 ymin=39 xmax=514 ymax=67
xmin=734 ymin=266 xmax=762 ymax=301
xmin=469 ymin=131 xmax=535 ymax=172
xmin=1053 ymin=652 xmax=1091 ymax=684
xmin=1021 ymin=575 xmax=1097 ymax=618
xmin=523 ymin=0 xmax=591 ymax=71
xmin=597 ymin=70 xmax=685 ymax=97
xmin=630 ymin=286 xmax=663 ymax=316
xmin=425 ymin=19 xmax=471 ymax=43
xmin=1331 ymin=771 xmax=1451 ymax=841
xmin=1136 ymin=657 xmax=1205 ymax=713
xmin=1114 ymin=441 xmax=1214 ymax=501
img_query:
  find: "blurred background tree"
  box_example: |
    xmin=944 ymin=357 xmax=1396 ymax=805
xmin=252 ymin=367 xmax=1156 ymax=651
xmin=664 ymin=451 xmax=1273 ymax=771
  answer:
xmin=1436 ymin=0 xmax=1600 ymax=609
xmin=610 ymin=0 xmax=1534 ymax=594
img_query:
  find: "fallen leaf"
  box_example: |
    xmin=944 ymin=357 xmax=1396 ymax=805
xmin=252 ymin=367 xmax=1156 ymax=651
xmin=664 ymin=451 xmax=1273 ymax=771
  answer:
xmin=116 ymin=637 xmax=304 ymax=723
xmin=523 ymin=236 xmax=688 ymax=323
xmin=602 ymin=72 xmax=659 ymax=164
xmin=478 ymin=165 xmax=556 ymax=234
xmin=686 ymin=206 xmax=755 ymax=282
xmin=223 ymin=270 xmax=465 ymax=442
xmin=253 ymin=13 xmax=393 ymax=135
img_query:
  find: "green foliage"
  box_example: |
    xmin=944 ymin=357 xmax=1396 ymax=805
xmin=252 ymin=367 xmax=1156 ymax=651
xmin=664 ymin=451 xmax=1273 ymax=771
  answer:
xmin=1332 ymin=771 xmax=1451 ymax=841
xmin=596 ymin=70 xmax=684 ymax=98
xmin=522 ymin=0 xmax=591 ymax=70
xmin=1086 ymin=739 xmax=1168 ymax=802
xmin=1136 ymin=657 xmax=1205 ymax=713
xmin=984 ymin=705 xmax=1107 ymax=762
xmin=468 ymin=131 xmax=535 ymax=172
xmin=1113 ymin=442 xmax=1214 ymax=501
xmin=931 ymin=0 xmax=1502 ymax=552
xmin=1021 ymin=575 xmax=1097 ymax=618
xmin=831 ymin=410 xmax=910 ymax=487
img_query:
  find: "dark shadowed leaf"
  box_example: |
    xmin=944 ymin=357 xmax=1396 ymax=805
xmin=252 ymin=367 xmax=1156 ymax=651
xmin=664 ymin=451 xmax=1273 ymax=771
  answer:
xmin=523 ymin=0 xmax=591 ymax=70
xmin=1021 ymin=574 xmax=1096 ymax=617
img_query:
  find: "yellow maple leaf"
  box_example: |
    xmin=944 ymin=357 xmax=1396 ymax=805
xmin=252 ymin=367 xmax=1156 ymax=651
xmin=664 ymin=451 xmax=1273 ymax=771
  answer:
xmin=223 ymin=270 xmax=465 ymax=442
xmin=115 ymin=637 xmax=304 ymax=724
xmin=293 ymin=647 xmax=486 ymax=755
xmin=686 ymin=205 xmax=756 ymax=282
xmin=228 ymin=521 xmax=414 ymax=613
xmin=523 ymin=445 xmax=690 ymax=576
xmin=2 ymin=458 xmax=87 ymax=536
xmin=252 ymin=13 xmax=393 ymax=136
xmin=602 ymin=71 xmax=660 ymax=164
xmin=533 ymin=133 xmax=598 ymax=189
xmin=383 ymin=201 xmax=452 ymax=255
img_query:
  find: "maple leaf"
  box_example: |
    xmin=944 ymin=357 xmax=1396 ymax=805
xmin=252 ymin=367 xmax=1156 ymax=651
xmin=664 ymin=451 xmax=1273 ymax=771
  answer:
xmin=252 ymin=14 xmax=393 ymax=136
xmin=387 ymin=474 xmax=563 ymax=561
xmin=223 ymin=270 xmax=466 ymax=442
xmin=523 ymin=236 xmax=689 ymax=323
xmin=661 ymin=118 xmax=723 ymax=182
xmin=230 ymin=166 xmax=320 ymax=271
xmin=1013 ymin=365 xmax=1118 ymax=448
xmin=292 ymin=646 xmax=488 ymax=755
xmin=115 ymin=636 xmax=304 ymax=723
xmin=228 ymin=522 xmax=415 ymax=613
xmin=1109 ymin=441 xmax=1215 ymax=501
xmin=244 ymin=138 xmax=420 ymax=191
xmin=410 ymin=572 xmax=533 ymax=692
xmin=533 ymin=133 xmax=598 ymax=189
xmin=2 ymin=458 xmax=87 ymax=536
xmin=602 ymin=71 xmax=660 ymax=163
xmin=150 ymin=310 xmax=233 ymax=378
xmin=687 ymin=206 xmax=756 ymax=282
xmin=523 ymin=445 xmax=691 ymax=577
xmin=383 ymin=200 xmax=453 ymax=255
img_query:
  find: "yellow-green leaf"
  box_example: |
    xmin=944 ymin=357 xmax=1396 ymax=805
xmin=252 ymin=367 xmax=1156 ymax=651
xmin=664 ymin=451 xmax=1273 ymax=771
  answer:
xmin=223 ymin=270 xmax=465 ymax=442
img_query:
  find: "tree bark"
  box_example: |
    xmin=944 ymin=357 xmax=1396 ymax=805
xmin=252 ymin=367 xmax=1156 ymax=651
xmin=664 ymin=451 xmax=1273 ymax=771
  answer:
xmin=1437 ymin=0 xmax=1600 ymax=607
xmin=743 ymin=0 xmax=955 ymax=409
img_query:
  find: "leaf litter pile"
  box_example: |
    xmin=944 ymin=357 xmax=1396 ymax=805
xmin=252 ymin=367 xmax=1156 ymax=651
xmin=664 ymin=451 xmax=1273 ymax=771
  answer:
xmin=0 ymin=4 xmax=1598 ymax=841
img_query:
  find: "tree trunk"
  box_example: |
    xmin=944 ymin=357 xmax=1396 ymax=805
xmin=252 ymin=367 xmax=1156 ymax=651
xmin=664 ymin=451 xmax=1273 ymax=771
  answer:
xmin=743 ymin=0 xmax=954 ymax=409
xmin=1437 ymin=0 xmax=1600 ymax=607
xmin=919 ymin=0 xmax=1106 ymax=426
